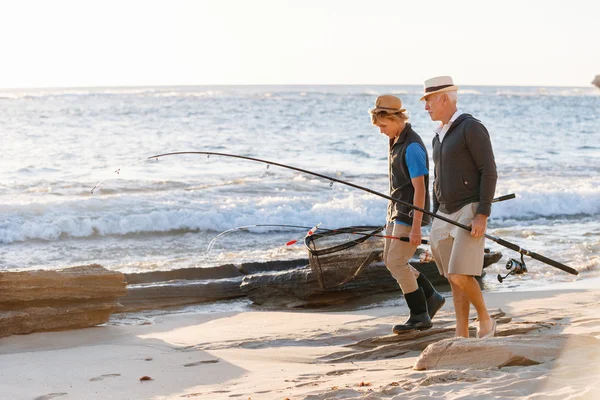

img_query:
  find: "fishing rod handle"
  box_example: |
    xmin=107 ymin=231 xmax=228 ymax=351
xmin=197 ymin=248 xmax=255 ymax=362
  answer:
xmin=527 ymin=250 xmax=579 ymax=276
xmin=492 ymin=193 xmax=516 ymax=203
xmin=488 ymin=236 xmax=578 ymax=276
xmin=398 ymin=237 xmax=429 ymax=245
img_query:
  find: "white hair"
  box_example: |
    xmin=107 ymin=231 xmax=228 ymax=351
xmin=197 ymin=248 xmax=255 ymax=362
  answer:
xmin=446 ymin=90 xmax=458 ymax=103
xmin=428 ymin=90 xmax=458 ymax=104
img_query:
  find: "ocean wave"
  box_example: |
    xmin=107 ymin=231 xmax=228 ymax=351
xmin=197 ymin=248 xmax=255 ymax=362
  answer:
xmin=0 ymin=194 xmax=386 ymax=244
xmin=490 ymin=189 xmax=600 ymax=220
xmin=2 ymin=186 xmax=599 ymax=244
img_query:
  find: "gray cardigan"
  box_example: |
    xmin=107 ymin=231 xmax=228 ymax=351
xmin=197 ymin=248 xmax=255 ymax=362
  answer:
xmin=431 ymin=114 xmax=497 ymax=216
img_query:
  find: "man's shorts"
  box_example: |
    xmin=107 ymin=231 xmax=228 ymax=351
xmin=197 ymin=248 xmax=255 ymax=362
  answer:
xmin=430 ymin=202 xmax=485 ymax=277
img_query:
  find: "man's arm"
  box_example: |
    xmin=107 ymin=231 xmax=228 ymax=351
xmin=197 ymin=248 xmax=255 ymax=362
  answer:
xmin=465 ymin=121 xmax=497 ymax=217
xmin=465 ymin=121 xmax=497 ymax=237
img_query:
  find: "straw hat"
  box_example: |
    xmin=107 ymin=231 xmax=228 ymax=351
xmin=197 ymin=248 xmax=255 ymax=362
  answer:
xmin=420 ymin=76 xmax=459 ymax=101
xmin=369 ymin=94 xmax=406 ymax=114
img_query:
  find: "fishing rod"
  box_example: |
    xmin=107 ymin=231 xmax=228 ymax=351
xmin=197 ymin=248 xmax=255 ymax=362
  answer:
xmin=96 ymin=151 xmax=577 ymax=276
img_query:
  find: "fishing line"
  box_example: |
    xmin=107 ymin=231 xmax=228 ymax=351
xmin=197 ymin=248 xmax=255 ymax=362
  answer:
xmin=91 ymin=157 xmax=154 ymax=194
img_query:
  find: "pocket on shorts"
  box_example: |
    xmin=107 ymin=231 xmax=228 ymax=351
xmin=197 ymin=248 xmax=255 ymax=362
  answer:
xmin=457 ymin=202 xmax=478 ymax=225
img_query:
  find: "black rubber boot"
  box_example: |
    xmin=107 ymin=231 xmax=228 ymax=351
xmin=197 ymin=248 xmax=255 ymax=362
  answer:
xmin=392 ymin=287 xmax=432 ymax=334
xmin=416 ymin=273 xmax=446 ymax=319
xmin=426 ymin=291 xmax=446 ymax=319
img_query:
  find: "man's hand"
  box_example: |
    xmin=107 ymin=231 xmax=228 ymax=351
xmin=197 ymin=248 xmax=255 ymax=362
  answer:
xmin=409 ymin=226 xmax=422 ymax=246
xmin=469 ymin=214 xmax=488 ymax=238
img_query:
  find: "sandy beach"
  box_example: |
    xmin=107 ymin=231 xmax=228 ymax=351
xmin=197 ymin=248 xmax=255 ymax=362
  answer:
xmin=3 ymin=85 xmax=598 ymax=400
xmin=1 ymin=277 xmax=599 ymax=400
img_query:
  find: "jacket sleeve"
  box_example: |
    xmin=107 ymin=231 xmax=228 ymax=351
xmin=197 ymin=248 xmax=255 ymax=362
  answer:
xmin=432 ymin=179 xmax=440 ymax=216
xmin=464 ymin=121 xmax=497 ymax=216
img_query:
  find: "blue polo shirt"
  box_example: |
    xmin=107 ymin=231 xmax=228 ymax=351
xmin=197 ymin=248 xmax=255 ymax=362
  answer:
xmin=394 ymin=142 xmax=428 ymax=226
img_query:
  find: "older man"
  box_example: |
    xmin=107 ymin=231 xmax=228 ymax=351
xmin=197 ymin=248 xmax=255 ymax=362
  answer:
xmin=421 ymin=76 xmax=498 ymax=338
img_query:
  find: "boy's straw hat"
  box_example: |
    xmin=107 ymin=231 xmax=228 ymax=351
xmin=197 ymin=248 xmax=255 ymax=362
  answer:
xmin=369 ymin=94 xmax=406 ymax=114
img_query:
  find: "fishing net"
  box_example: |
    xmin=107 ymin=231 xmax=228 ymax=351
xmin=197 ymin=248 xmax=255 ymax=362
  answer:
xmin=304 ymin=225 xmax=386 ymax=290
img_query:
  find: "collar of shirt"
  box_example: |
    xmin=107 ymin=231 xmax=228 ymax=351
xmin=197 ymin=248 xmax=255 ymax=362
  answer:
xmin=434 ymin=109 xmax=463 ymax=142
xmin=390 ymin=123 xmax=411 ymax=147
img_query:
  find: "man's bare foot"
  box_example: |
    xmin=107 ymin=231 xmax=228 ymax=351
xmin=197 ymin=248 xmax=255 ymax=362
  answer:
xmin=477 ymin=317 xmax=496 ymax=338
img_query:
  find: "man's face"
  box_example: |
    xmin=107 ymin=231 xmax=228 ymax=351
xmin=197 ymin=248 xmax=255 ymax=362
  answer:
xmin=424 ymin=93 xmax=443 ymax=121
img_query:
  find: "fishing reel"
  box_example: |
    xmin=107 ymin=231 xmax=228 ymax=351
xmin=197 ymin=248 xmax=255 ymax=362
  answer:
xmin=497 ymin=253 xmax=527 ymax=283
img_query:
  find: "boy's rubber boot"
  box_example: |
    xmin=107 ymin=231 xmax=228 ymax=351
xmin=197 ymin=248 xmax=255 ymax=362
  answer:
xmin=392 ymin=287 xmax=433 ymax=334
xmin=416 ymin=273 xmax=445 ymax=319
xmin=426 ymin=291 xmax=446 ymax=319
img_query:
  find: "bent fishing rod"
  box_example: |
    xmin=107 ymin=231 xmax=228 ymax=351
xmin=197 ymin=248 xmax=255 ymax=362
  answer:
xmin=95 ymin=151 xmax=577 ymax=276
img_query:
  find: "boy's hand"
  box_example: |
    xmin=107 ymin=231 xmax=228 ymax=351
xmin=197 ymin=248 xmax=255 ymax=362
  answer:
xmin=409 ymin=226 xmax=422 ymax=246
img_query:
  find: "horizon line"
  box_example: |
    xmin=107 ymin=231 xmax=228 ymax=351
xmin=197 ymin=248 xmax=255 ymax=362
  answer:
xmin=0 ymin=82 xmax=598 ymax=91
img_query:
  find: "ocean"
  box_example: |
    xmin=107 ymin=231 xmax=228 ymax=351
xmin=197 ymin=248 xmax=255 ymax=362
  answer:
xmin=1 ymin=84 xmax=599 ymax=292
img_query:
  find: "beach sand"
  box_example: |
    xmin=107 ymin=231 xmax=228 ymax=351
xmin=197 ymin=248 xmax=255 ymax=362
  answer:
xmin=1 ymin=279 xmax=600 ymax=400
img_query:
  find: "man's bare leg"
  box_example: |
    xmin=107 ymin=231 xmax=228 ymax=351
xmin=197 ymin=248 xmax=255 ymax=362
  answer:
xmin=449 ymin=274 xmax=493 ymax=336
xmin=450 ymin=281 xmax=470 ymax=338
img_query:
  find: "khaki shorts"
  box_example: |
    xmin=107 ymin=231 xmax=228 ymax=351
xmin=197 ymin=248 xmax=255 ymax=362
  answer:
xmin=430 ymin=202 xmax=485 ymax=277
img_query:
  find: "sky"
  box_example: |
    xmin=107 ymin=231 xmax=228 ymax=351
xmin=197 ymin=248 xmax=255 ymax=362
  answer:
xmin=0 ymin=0 xmax=598 ymax=88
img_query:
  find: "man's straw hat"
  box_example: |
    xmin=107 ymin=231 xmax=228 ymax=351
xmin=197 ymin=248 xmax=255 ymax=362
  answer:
xmin=420 ymin=76 xmax=459 ymax=101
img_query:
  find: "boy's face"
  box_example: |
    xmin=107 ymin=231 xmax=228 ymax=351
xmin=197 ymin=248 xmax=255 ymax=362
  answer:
xmin=375 ymin=117 xmax=402 ymax=139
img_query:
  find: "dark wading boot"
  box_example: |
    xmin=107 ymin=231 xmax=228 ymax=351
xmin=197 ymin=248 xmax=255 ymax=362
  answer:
xmin=426 ymin=291 xmax=445 ymax=319
xmin=416 ymin=273 xmax=446 ymax=319
xmin=392 ymin=287 xmax=432 ymax=334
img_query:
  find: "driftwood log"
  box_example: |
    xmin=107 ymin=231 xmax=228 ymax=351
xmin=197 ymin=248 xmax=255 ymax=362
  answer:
xmin=241 ymin=261 xmax=399 ymax=308
xmin=240 ymin=250 xmax=502 ymax=307
xmin=119 ymin=259 xmax=308 ymax=312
